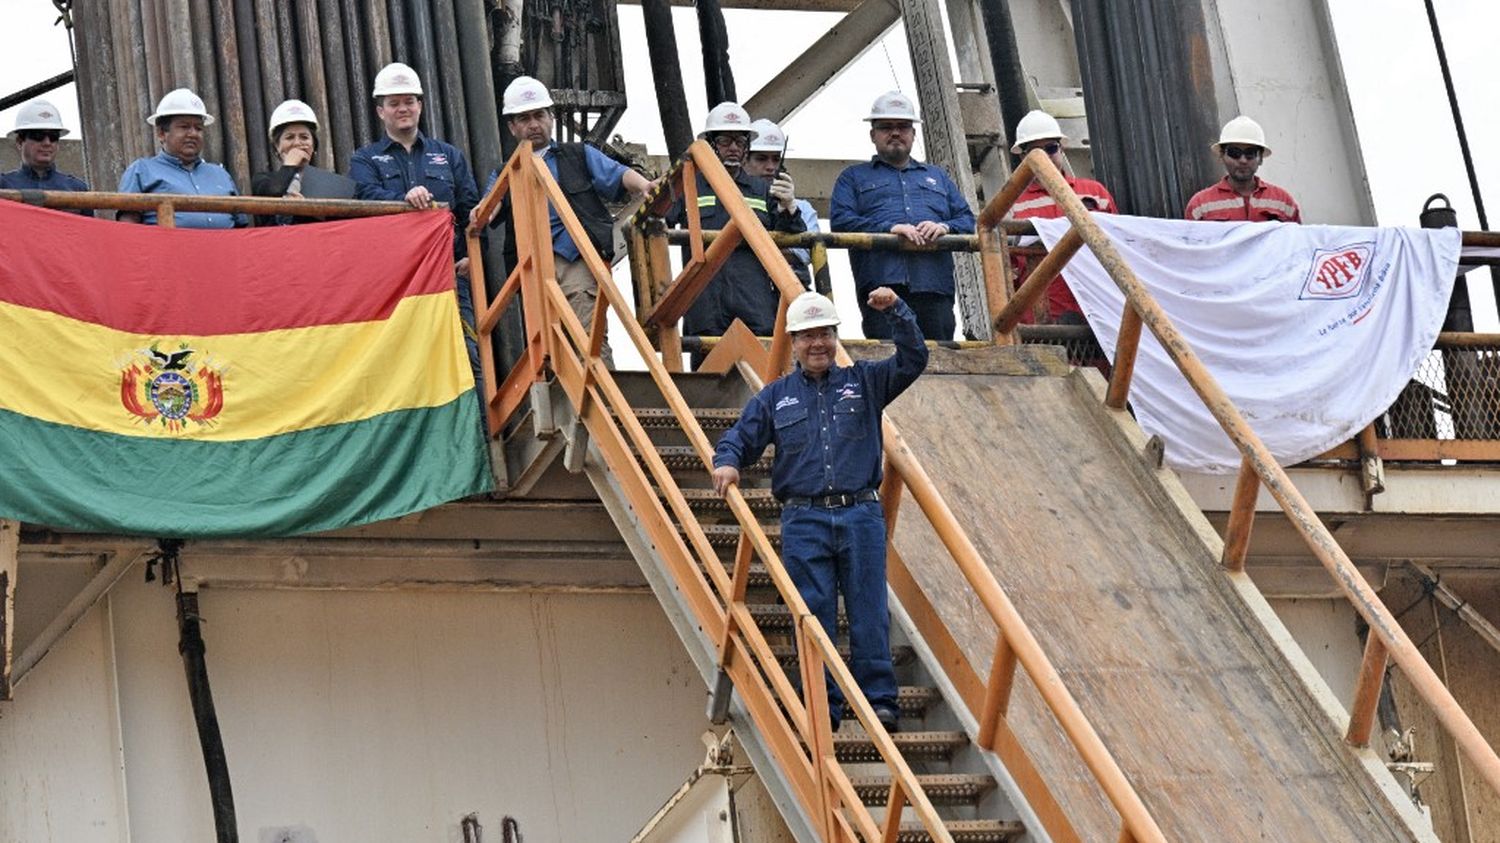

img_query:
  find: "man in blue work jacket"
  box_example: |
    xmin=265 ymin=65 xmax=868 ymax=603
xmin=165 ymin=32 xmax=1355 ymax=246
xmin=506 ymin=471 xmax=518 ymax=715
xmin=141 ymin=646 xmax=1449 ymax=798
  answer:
xmin=712 ymin=288 xmax=928 ymax=733
xmin=351 ymin=62 xmax=482 ymax=381
xmin=2 ymin=99 xmax=92 ymax=216
xmin=669 ymin=102 xmax=806 ymax=343
xmin=830 ymin=91 xmax=976 ymax=342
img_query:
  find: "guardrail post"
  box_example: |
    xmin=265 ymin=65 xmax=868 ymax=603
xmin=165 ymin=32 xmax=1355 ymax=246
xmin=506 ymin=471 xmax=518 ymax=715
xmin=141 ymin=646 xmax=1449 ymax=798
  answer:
xmin=1346 ymin=633 xmax=1389 ymax=747
xmin=1104 ymin=305 xmax=1142 ymax=410
xmin=976 ymin=634 xmax=1017 ymax=749
xmin=157 ymin=200 xmax=176 ymax=228
xmin=798 ymin=615 xmax=839 ymax=840
xmin=1221 ymin=457 xmax=1259 ymax=572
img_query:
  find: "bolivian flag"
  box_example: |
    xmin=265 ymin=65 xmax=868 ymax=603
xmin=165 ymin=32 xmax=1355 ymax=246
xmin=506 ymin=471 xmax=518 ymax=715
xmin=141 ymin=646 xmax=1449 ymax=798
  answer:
xmin=0 ymin=201 xmax=492 ymax=536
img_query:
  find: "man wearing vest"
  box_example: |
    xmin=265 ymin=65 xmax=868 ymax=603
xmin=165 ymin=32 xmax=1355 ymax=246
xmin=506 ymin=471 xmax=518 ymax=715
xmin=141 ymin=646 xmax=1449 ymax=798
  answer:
xmin=1185 ymin=116 xmax=1302 ymax=223
xmin=487 ymin=76 xmax=654 ymax=367
xmin=668 ymin=102 xmax=807 ymax=345
xmin=1007 ymin=110 xmax=1116 ymax=325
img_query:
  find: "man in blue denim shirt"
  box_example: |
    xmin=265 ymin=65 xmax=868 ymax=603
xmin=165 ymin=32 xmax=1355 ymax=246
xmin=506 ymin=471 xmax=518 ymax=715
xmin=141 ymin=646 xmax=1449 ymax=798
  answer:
xmin=2 ymin=99 xmax=92 ymax=217
xmin=830 ymin=91 xmax=975 ymax=342
xmin=118 ymin=89 xmax=244 ymax=228
xmin=712 ymin=288 xmax=928 ymax=733
xmin=351 ymin=63 xmax=482 ymax=385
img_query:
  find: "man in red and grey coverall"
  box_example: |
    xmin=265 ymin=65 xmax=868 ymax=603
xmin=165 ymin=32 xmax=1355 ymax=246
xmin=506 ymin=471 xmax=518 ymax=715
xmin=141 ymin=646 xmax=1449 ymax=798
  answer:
xmin=1007 ymin=110 xmax=1116 ymax=327
xmin=1184 ymin=115 xmax=1301 ymax=223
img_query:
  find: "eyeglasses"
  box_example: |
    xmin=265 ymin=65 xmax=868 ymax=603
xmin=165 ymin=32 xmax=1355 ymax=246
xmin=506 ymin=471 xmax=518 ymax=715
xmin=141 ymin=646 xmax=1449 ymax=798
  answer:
xmin=1025 ymin=141 xmax=1061 ymax=156
xmin=21 ymin=130 xmax=61 ymax=143
xmin=1222 ymin=145 xmax=1261 ymax=160
xmin=872 ymin=122 xmax=914 ymax=134
xmin=711 ymin=134 xmax=749 ymax=150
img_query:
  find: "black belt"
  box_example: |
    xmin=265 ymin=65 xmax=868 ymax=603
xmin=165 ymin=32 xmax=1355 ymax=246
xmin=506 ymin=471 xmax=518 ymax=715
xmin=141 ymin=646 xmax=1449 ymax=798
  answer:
xmin=783 ymin=490 xmax=880 ymax=509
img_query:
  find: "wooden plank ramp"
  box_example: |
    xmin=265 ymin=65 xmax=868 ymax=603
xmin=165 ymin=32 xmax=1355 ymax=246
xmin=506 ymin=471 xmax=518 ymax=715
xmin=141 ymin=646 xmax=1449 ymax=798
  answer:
xmin=884 ymin=371 xmax=1418 ymax=842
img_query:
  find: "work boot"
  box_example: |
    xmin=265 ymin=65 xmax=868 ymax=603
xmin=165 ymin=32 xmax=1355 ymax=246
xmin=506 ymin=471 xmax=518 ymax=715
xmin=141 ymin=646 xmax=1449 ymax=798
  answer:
xmin=875 ymin=706 xmax=901 ymax=734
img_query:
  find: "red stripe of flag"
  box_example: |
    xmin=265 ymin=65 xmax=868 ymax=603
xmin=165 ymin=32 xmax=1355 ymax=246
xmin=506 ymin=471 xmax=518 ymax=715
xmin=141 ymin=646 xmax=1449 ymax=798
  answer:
xmin=0 ymin=202 xmax=457 ymax=334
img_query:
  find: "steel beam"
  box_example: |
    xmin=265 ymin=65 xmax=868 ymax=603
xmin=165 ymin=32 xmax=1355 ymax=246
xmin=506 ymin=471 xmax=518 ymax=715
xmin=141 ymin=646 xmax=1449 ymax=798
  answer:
xmin=899 ymin=0 xmax=991 ymax=339
xmin=618 ymin=0 xmax=861 ymax=11
xmin=10 ymin=547 xmax=145 ymax=692
xmin=742 ymin=0 xmax=901 ymax=123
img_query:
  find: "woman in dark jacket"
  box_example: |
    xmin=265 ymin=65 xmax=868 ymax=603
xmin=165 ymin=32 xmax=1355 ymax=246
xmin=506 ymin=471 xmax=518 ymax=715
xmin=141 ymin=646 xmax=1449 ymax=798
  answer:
xmin=251 ymin=99 xmax=354 ymax=225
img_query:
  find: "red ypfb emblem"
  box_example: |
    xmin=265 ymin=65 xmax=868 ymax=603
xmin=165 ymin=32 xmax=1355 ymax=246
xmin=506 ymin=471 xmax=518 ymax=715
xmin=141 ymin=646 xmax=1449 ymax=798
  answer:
xmin=1300 ymin=243 xmax=1374 ymax=301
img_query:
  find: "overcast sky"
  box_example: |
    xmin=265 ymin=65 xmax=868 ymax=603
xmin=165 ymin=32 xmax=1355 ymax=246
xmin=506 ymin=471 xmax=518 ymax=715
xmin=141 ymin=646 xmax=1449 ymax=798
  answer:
xmin=2 ymin=0 xmax=1495 ymax=329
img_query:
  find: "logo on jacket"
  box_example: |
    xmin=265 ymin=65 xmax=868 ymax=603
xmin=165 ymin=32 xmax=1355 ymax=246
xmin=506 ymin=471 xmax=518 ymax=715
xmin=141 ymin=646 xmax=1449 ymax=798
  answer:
xmin=118 ymin=343 xmax=226 ymax=433
xmin=371 ymin=154 xmax=393 ymax=163
xmin=1300 ymin=243 xmax=1374 ymax=301
xmin=836 ymin=384 xmax=862 ymax=400
xmin=426 ymin=153 xmax=448 ymax=165
xmin=775 ymin=396 xmax=800 ymax=410
xmin=925 ymin=176 xmax=937 ymax=186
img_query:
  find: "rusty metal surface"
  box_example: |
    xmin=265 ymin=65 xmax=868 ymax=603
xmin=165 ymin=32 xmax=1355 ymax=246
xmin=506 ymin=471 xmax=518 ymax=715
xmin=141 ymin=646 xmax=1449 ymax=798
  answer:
xmin=0 ymin=189 xmax=417 ymax=219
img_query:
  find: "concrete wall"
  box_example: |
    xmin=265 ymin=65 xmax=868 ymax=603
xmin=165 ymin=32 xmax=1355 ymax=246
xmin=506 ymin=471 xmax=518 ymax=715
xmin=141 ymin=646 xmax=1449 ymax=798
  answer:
xmin=0 ymin=570 xmax=711 ymax=842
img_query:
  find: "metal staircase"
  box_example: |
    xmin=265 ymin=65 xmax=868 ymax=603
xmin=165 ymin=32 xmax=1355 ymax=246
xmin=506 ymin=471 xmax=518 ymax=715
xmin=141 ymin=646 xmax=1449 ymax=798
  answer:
xmin=465 ymin=139 xmax=1500 ymax=841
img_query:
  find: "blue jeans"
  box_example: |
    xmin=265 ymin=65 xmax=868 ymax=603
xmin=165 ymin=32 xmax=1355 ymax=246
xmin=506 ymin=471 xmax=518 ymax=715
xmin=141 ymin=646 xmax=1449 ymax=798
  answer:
xmin=780 ymin=500 xmax=898 ymax=721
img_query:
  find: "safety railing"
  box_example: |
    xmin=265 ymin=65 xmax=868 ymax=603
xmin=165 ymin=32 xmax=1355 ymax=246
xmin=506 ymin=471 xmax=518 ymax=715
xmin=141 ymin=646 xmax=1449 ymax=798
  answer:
xmin=632 ymin=145 xmax=1166 ymax=842
xmin=468 ymin=141 xmax=952 ymax=842
xmin=985 ymin=149 xmax=1500 ymax=801
xmin=0 ymin=189 xmax=415 ymax=226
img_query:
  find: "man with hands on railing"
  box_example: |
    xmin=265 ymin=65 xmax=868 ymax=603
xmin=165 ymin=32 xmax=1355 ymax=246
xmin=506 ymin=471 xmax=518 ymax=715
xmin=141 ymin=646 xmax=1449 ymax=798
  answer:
xmin=473 ymin=76 xmax=656 ymax=367
xmin=712 ymin=287 xmax=928 ymax=734
xmin=670 ymin=102 xmax=807 ymax=347
xmin=351 ymin=63 xmax=482 ymax=384
xmin=830 ymin=92 xmax=975 ymax=342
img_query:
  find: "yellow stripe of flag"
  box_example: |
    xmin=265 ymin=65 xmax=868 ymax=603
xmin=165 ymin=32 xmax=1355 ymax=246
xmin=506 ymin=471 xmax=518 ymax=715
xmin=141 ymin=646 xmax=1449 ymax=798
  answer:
xmin=0 ymin=292 xmax=472 ymax=442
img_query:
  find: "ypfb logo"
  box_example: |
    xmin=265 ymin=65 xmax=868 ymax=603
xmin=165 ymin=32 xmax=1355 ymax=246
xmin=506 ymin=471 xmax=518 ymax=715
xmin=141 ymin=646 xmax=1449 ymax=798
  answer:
xmin=1300 ymin=243 xmax=1374 ymax=301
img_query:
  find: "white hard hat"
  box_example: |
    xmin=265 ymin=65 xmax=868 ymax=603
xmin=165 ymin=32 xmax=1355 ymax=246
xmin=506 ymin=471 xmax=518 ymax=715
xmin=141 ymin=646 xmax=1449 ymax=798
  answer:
xmin=373 ymin=62 xmax=423 ymax=98
xmin=502 ymin=76 xmax=555 ymax=115
xmin=1009 ymin=109 xmax=1065 ymax=155
xmin=786 ymin=291 xmax=841 ymax=333
xmin=699 ymin=102 xmax=757 ymax=139
xmin=865 ymin=91 xmax=921 ymax=124
xmin=749 ymin=119 xmax=786 ymax=153
xmin=267 ymin=99 xmax=319 ymax=143
xmin=9 ymin=98 xmax=69 ymax=138
xmin=147 ymin=88 xmax=214 ymax=127
xmin=1213 ymin=115 xmax=1271 ymax=157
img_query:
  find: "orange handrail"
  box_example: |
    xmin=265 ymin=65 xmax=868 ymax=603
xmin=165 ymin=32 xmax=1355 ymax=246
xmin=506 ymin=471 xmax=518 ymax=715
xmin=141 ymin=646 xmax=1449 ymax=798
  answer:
xmin=635 ymin=143 xmax=1165 ymax=842
xmin=981 ymin=149 xmax=1500 ymax=798
xmin=469 ymin=142 xmax=953 ymax=842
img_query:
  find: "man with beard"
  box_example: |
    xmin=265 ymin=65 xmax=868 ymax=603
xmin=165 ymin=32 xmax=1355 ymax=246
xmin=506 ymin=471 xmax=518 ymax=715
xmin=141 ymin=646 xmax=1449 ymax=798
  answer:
xmin=830 ymin=91 xmax=974 ymax=341
xmin=477 ymin=76 xmax=654 ymax=366
xmin=1185 ymin=116 xmax=1301 ymax=223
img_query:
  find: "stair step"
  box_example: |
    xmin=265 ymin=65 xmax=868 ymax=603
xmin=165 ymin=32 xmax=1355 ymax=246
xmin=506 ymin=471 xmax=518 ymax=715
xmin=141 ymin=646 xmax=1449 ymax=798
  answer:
xmin=770 ymin=642 xmax=919 ymax=672
xmin=693 ymin=523 xmax=782 ymax=549
xmin=833 ymin=730 xmax=968 ymax=763
xmin=748 ymin=603 xmax=844 ymax=632
xmin=650 ymin=445 xmax=773 ymax=475
xmin=678 ymin=487 xmax=781 ymax=515
xmin=898 ymin=820 xmax=1025 ymax=843
xmin=850 ymin=773 xmax=996 ymax=807
xmin=629 ymin=406 xmax=742 ymax=431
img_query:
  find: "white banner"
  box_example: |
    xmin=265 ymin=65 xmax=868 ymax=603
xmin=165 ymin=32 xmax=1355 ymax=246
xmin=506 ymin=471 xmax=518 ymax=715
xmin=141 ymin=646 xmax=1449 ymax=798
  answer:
xmin=1028 ymin=215 xmax=1461 ymax=473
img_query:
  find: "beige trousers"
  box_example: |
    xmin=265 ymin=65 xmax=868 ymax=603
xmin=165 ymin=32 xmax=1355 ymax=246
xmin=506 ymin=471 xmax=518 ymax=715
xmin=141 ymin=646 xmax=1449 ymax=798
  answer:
xmin=556 ymin=256 xmax=614 ymax=367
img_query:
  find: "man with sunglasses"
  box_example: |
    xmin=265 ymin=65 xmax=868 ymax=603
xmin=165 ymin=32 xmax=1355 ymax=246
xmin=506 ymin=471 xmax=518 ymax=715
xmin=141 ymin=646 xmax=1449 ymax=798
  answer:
xmin=1006 ymin=109 xmax=1115 ymax=325
xmin=668 ymin=102 xmax=806 ymax=347
xmin=2 ymin=99 xmax=93 ymax=217
xmin=1185 ymin=115 xmax=1301 ymax=223
xmin=830 ymin=91 xmax=975 ymax=341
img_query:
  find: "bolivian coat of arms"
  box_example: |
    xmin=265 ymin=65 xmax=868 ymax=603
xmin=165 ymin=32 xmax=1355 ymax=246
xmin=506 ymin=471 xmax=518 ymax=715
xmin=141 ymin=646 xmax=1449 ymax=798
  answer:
xmin=118 ymin=343 xmax=226 ymax=432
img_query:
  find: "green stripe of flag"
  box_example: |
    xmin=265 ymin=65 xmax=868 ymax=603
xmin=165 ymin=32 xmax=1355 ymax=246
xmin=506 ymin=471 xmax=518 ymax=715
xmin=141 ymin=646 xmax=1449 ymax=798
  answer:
xmin=0 ymin=396 xmax=492 ymax=537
